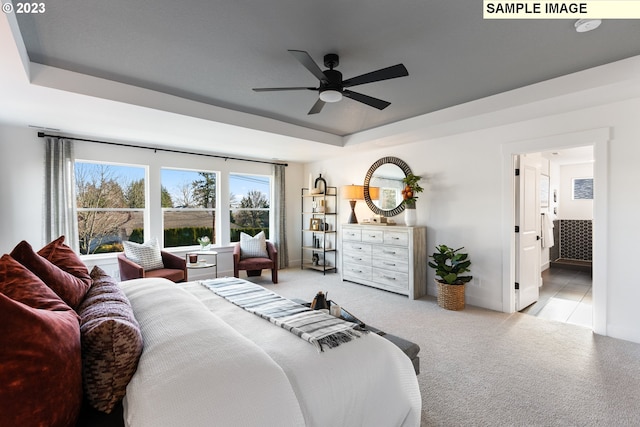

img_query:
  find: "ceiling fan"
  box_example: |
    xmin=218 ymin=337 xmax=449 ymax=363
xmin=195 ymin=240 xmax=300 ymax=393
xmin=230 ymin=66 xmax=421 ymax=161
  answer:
xmin=253 ymin=50 xmax=409 ymax=115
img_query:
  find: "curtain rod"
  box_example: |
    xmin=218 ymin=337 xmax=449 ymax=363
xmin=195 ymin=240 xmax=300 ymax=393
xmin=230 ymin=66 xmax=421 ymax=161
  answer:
xmin=37 ymin=132 xmax=288 ymax=167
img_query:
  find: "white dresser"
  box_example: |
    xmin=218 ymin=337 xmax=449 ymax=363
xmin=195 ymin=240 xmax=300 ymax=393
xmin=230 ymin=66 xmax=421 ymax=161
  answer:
xmin=341 ymin=224 xmax=427 ymax=299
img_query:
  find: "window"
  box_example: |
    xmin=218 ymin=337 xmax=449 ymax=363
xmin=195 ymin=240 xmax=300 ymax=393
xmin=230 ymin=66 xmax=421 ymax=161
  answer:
xmin=161 ymin=168 xmax=217 ymax=247
xmin=573 ymin=178 xmax=593 ymax=200
xmin=229 ymin=173 xmax=271 ymax=242
xmin=75 ymin=162 xmax=146 ymax=255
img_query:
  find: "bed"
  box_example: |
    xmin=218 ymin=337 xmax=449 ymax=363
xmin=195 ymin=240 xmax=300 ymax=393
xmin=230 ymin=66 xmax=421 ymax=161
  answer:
xmin=119 ymin=277 xmax=422 ymax=427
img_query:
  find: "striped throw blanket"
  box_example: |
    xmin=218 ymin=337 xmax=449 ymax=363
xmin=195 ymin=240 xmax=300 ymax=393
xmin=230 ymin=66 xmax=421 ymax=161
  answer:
xmin=200 ymin=278 xmax=368 ymax=352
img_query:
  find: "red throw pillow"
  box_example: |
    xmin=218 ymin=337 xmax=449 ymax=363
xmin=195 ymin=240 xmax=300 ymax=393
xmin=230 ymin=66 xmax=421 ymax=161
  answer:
xmin=37 ymin=236 xmax=92 ymax=290
xmin=11 ymin=240 xmax=90 ymax=309
xmin=0 ymin=254 xmax=82 ymax=427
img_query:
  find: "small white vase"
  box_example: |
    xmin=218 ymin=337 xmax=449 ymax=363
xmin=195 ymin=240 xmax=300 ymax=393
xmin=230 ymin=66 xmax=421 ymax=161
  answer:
xmin=404 ymin=208 xmax=417 ymax=226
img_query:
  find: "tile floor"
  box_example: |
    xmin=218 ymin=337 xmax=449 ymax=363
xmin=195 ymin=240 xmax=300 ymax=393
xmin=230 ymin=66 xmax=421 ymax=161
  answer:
xmin=520 ymin=267 xmax=592 ymax=328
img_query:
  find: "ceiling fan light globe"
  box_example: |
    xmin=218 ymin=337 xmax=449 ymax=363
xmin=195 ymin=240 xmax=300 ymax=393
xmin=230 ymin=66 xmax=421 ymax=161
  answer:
xmin=319 ymin=90 xmax=343 ymax=103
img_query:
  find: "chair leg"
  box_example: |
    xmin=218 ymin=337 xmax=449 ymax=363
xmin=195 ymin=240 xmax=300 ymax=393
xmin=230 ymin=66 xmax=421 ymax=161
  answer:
xmin=247 ymin=270 xmax=262 ymax=277
xmin=272 ymin=268 xmax=278 ymax=284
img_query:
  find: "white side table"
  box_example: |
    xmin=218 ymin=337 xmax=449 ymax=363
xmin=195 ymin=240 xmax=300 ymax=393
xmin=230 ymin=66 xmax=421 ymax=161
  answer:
xmin=186 ymin=250 xmax=218 ymax=280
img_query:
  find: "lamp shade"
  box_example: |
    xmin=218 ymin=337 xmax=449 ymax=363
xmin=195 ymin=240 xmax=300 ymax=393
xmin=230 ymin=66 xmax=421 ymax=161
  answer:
xmin=368 ymin=186 xmax=380 ymax=201
xmin=342 ymin=185 xmax=364 ymax=200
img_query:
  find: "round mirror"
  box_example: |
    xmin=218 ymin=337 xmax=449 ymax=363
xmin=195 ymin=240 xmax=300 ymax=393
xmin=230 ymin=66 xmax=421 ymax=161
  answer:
xmin=364 ymin=157 xmax=412 ymax=217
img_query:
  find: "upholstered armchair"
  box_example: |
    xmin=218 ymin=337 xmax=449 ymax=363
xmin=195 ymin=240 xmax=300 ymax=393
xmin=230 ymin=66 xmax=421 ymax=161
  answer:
xmin=233 ymin=241 xmax=278 ymax=284
xmin=117 ymin=251 xmax=187 ymax=282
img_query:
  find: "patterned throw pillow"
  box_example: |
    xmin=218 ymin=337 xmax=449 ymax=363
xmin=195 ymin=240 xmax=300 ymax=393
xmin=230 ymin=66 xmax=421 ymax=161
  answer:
xmin=239 ymin=231 xmax=268 ymax=260
xmin=77 ymin=266 xmax=143 ymax=413
xmin=123 ymin=238 xmax=164 ymax=271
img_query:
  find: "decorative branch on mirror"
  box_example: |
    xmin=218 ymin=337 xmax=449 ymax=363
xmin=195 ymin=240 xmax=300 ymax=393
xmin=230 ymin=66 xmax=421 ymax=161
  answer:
xmin=364 ymin=156 xmax=413 ymax=217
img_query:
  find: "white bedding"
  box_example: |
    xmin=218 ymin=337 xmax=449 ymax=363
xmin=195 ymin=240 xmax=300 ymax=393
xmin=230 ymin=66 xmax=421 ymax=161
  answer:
xmin=121 ymin=278 xmax=421 ymax=427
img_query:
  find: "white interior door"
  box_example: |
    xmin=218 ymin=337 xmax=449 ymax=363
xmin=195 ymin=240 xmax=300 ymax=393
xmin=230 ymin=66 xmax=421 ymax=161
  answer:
xmin=515 ymin=155 xmax=541 ymax=311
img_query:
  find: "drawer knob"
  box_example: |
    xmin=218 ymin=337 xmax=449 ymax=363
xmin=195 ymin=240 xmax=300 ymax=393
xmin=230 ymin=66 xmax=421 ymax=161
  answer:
xmin=383 ymin=275 xmax=396 ymax=280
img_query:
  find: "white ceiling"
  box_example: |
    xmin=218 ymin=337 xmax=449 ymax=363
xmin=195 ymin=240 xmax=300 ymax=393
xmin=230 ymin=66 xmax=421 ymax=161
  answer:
xmin=1 ymin=3 xmax=640 ymax=162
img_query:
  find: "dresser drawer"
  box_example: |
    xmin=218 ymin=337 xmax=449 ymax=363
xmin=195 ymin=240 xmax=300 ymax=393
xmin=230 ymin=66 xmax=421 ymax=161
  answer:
xmin=375 ymin=257 xmax=409 ymax=273
xmin=343 ymin=264 xmax=372 ymax=281
xmin=343 ymin=241 xmax=371 ymax=256
xmin=383 ymin=230 xmax=409 ymax=247
xmin=373 ymin=245 xmax=408 ymax=262
xmin=361 ymin=229 xmax=383 ymax=244
xmin=343 ymin=251 xmax=371 ymax=266
xmin=342 ymin=228 xmax=362 ymax=242
xmin=372 ymin=268 xmax=409 ymax=291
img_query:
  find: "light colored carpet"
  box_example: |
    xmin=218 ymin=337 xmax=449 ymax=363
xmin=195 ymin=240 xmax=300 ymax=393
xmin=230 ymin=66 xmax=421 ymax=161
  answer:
xmin=239 ymin=268 xmax=640 ymax=426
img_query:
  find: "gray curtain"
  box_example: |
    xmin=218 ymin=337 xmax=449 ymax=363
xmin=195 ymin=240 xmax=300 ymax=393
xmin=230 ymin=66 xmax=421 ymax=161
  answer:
xmin=44 ymin=137 xmax=79 ymax=251
xmin=273 ymin=164 xmax=289 ymax=268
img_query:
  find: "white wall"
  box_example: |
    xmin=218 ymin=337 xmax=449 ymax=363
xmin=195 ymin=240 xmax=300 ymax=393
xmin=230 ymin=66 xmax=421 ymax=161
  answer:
xmin=558 ymin=163 xmax=594 ymax=220
xmin=0 ymin=125 xmax=45 ymax=250
xmin=0 ymin=124 xmax=304 ymax=279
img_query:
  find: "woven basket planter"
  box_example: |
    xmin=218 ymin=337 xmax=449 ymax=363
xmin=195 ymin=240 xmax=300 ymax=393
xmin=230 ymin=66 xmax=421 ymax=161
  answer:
xmin=436 ymin=280 xmax=465 ymax=311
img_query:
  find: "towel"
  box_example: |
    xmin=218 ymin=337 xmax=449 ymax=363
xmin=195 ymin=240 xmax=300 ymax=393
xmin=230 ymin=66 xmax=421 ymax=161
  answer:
xmin=542 ymin=213 xmax=555 ymax=248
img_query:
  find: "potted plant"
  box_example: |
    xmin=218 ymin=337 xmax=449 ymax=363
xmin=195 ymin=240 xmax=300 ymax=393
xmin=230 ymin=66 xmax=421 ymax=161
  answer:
xmin=197 ymin=236 xmax=211 ymax=249
xmin=401 ymin=173 xmax=423 ymax=226
xmin=428 ymin=245 xmax=472 ymax=310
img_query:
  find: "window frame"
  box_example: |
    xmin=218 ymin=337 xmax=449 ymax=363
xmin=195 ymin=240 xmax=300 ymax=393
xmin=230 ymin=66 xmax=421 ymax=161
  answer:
xmin=74 ymin=160 xmax=148 ymax=257
xmin=229 ymin=172 xmax=272 ymax=243
xmin=160 ymin=167 xmax=219 ymax=250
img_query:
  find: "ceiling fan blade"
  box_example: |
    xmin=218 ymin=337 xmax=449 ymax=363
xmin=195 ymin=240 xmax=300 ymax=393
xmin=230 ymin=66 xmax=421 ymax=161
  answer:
xmin=253 ymin=87 xmax=316 ymax=92
xmin=343 ymin=90 xmax=391 ymax=110
xmin=308 ymin=98 xmax=325 ymax=115
xmin=343 ymin=64 xmax=408 ymax=88
xmin=288 ymin=50 xmax=328 ymax=83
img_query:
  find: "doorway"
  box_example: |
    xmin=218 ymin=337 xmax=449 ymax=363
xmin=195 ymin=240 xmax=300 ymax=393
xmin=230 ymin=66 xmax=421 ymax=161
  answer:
xmin=519 ymin=147 xmax=594 ymax=327
xmin=501 ymin=128 xmax=609 ymax=335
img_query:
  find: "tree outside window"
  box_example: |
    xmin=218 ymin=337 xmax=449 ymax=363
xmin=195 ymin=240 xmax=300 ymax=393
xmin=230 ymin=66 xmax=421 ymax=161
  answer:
xmin=161 ymin=169 xmax=217 ymax=247
xmin=75 ymin=162 xmax=146 ymax=255
xmin=229 ymin=174 xmax=270 ymax=242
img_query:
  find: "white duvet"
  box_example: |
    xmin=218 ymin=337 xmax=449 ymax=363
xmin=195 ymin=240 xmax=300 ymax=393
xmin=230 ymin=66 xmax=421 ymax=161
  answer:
xmin=121 ymin=278 xmax=421 ymax=427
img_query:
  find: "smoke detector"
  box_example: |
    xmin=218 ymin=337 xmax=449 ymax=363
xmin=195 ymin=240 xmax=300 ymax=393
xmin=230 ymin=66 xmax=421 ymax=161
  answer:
xmin=575 ymin=19 xmax=601 ymax=33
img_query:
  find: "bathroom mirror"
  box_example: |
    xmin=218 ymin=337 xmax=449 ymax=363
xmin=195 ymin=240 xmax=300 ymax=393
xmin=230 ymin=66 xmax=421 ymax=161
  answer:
xmin=364 ymin=156 xmax=412 ymax=217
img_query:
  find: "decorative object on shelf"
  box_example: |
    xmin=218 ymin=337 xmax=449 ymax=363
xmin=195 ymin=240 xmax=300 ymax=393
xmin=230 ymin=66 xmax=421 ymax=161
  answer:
xmin=401 ymin=173 xmax=423 ymax=226
xmin=309 ymin=174 xmax=321 ymax=194
xmin=310 ymin=218 xmax=322 ymax=231
xmin=364 ymin=156 xmax=413 ymax=218
xmin=314 ymin=174 xmax=327 ymax=194
xmin=197 ymin=236 xmax=211 ymax=249
xmin=188 ymin=254 xmax=198 ymax=264
xmin=342 ymin=184 xmax=364 ymax=224
xmin=428 ymin=245 xmax=472 ymax=311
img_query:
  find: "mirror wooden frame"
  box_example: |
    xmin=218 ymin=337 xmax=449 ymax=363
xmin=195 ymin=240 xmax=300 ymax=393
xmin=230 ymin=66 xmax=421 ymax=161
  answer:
xmin=364 ymin=156 xmax=412 ymax=217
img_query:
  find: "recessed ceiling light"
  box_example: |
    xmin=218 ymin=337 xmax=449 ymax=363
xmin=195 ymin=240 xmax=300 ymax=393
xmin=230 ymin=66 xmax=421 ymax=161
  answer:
xmin=575 ymin=19 xmax=601 ymax=33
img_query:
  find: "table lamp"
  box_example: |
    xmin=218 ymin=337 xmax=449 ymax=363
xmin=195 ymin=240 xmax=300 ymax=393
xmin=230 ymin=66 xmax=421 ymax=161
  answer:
xmin=342 ymin=184 xmax=364 ymax=224
xmin=368 ymin=186 xmax=380 ymax=202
